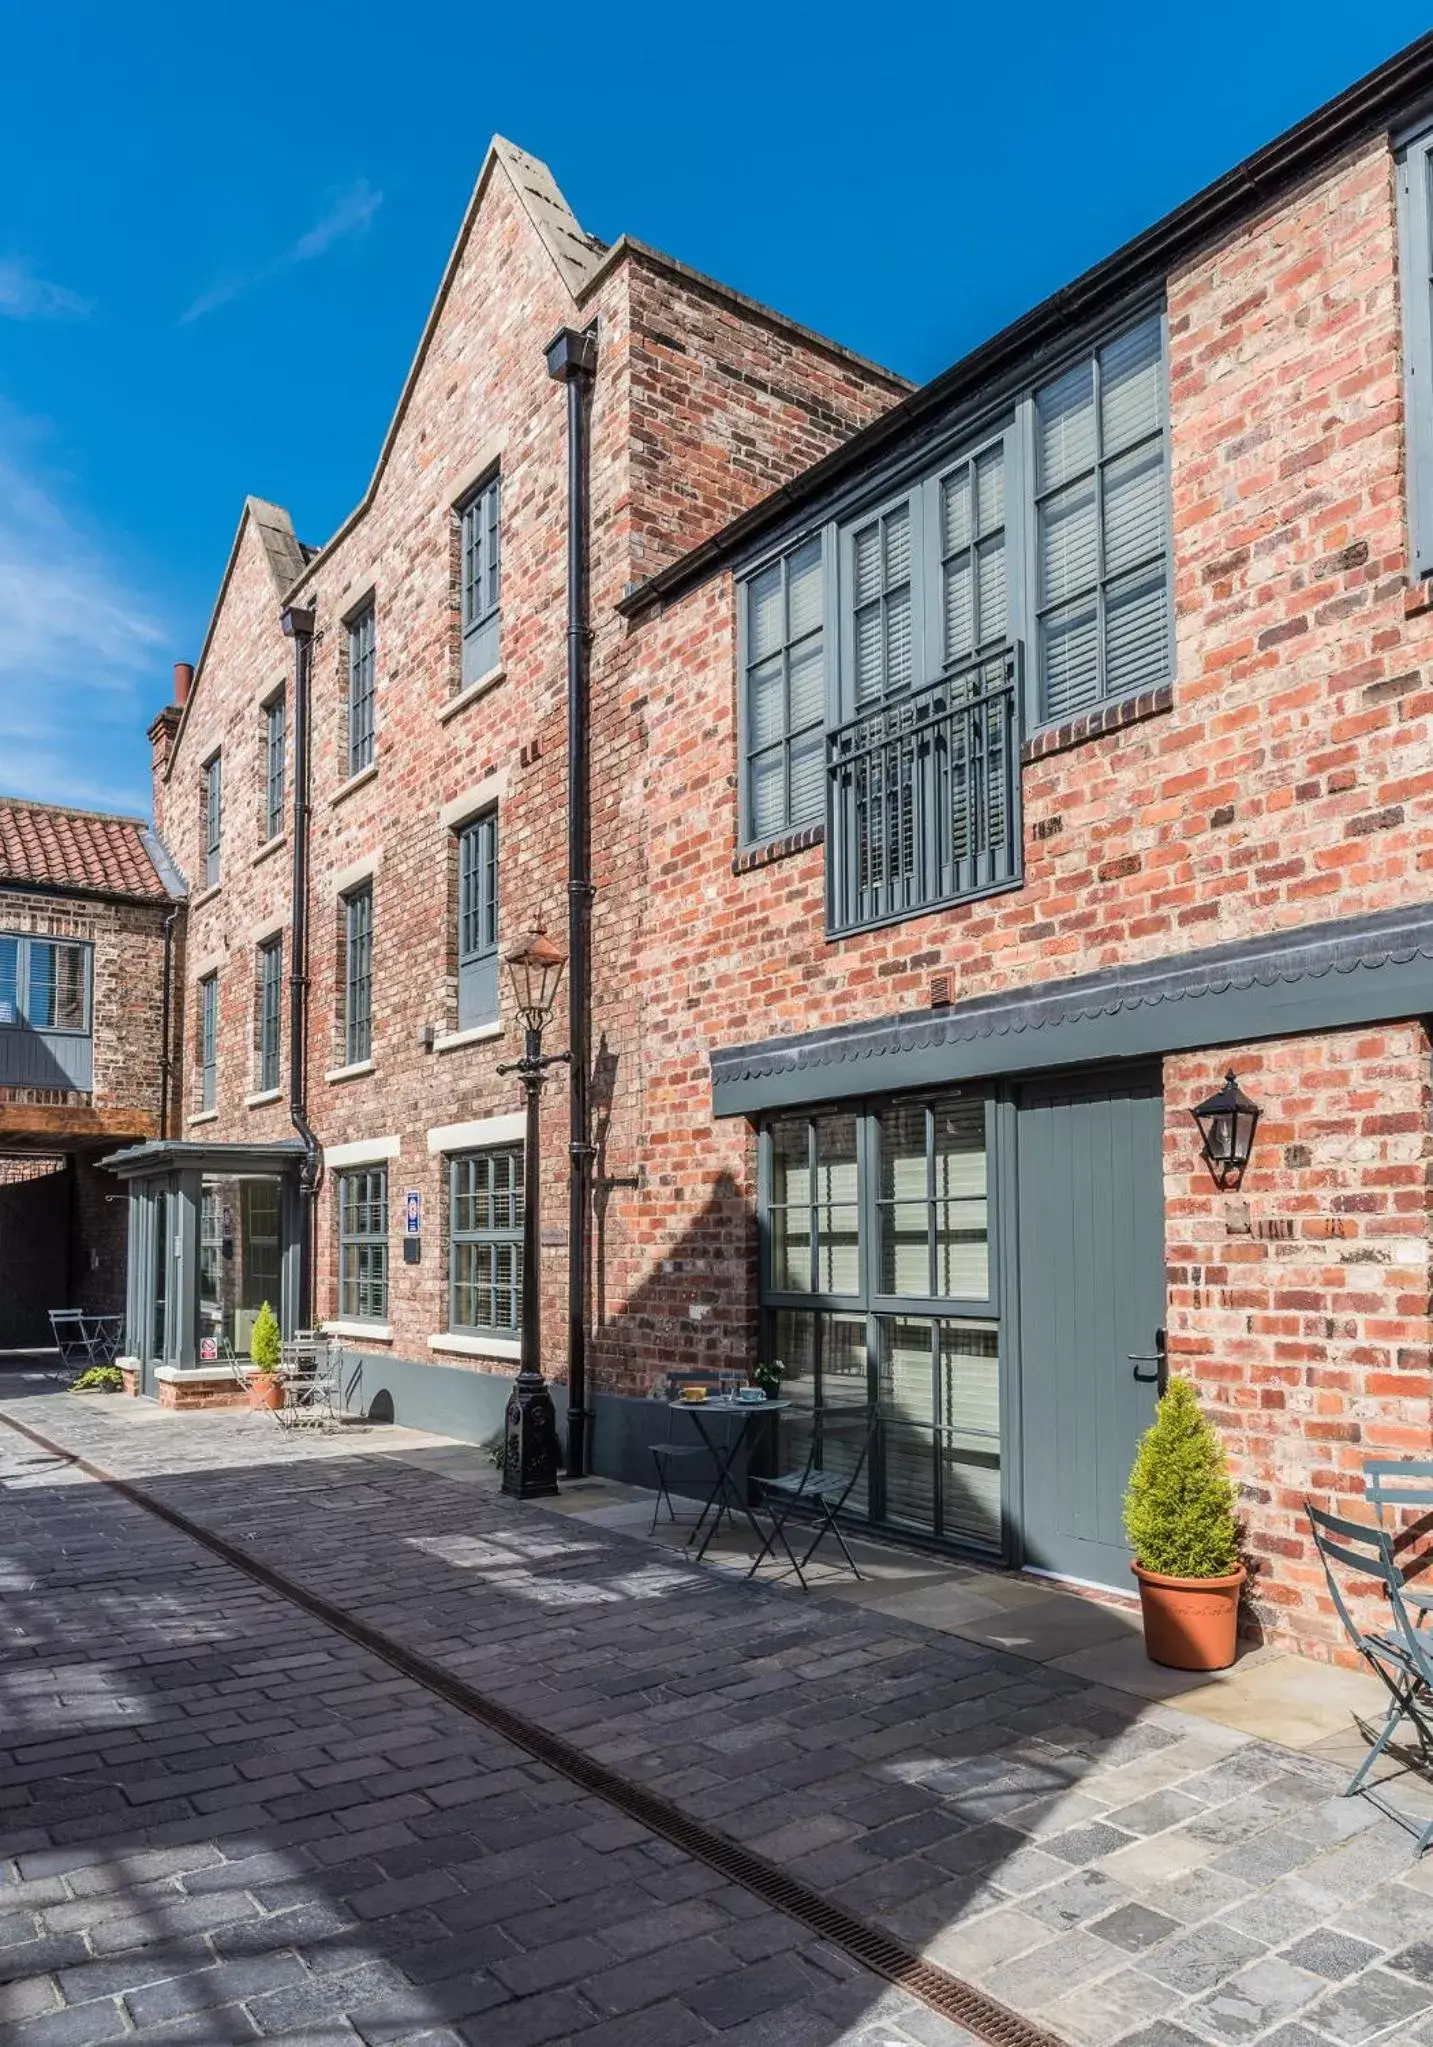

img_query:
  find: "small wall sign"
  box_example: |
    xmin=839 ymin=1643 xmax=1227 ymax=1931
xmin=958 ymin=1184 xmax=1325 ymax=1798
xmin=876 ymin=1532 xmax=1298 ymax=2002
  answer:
xmin=404 ymin=1189 xmax=422 ymax=1235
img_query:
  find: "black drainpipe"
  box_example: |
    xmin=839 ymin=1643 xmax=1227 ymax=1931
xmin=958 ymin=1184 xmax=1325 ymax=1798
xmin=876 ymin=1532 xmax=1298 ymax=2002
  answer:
xmin=280 ymin=604 xmax=319 ymax=1329
xmin=546 ymin=323 xmax=598 ymax=1479
xmin=158 ymin=904 xmax=178 ymax=1139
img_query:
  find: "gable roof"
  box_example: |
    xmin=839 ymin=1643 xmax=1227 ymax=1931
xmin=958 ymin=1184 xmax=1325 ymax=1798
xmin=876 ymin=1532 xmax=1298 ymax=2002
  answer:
xmin=163 ymin=494 xmax=305 ymax=781
xmin=0 ymin=798 xmax=182 ymax=904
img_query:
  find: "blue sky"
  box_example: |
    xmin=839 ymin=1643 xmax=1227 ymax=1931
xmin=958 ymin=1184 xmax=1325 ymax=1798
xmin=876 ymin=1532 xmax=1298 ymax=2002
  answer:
xmin=0 ymin=3 xmax=1427 ymax=820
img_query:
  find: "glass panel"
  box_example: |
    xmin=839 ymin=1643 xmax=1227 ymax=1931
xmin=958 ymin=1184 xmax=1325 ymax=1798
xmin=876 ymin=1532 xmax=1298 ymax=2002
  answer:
xmin=975 ymin=445 xmax=1004 ymax=531
xmin=748 ymin=562 xmax=783 ymax=661
xmin=749 ymin=746 xmax=785 ymax=842
xmin=26 ymin=942 xmax=56 ymax=1029
xmin=1039 ymin=475 xmax=1099 ymax=606
xmin=878 ymin=1315 xmax=936 ymax=1532
xmin=820 ymin=1313 xmax=871 ymax=1516
xmin=854 ymin=601 xmax=883 ymax=705
xmin=885 ymin=585 xmax=912 ymax=694
xmin=879 ymin=1102 xmax=927 ymax=1296
xmin=939 ymin=1321 xmax=1001 ymax=1546
xmin=941 ymin=466 xmax=972 ymax=554
xmin=976 ymin=535 xmax=1006 ymax=647
xmin=1040 ymin=597 xmax=1099 ymax=720
xmin=853 ymin=522 xmax=882 ymax=606
xmin=788 ymin=729 xmax=825 ymax=829
xmin=1103 ymin=440 xmax=1165 ymax=576
xmin=1100 ymin=316 xmax=1163 ymax=454
xmin=748 ymin=653 xmax=785 ymax=747
xmin=787 ymin=539 xmax=823 ymax=639
xmin=0 ymin=936 xmax=16 ymax=1024
xmin=1105 ymin=564 xmax=1169 ymax=697
xmin=54 ymin=945 xmax=86 ymax=1030
xmin=787 ymin=637 xmax=824 ymax=731
xmin=1036 ymin=357 xmax=1096 ymax=490
xmin=933 ymin=1099 xmax=988 ymax=1299
xmin=814 ymin=1114 xmax=859 ymax=1294
xmin=944 ymin=554 xmax=973 ymax=663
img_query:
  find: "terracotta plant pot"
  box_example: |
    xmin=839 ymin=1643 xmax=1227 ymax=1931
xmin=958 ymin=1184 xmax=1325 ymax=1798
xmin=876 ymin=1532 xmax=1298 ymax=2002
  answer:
xmin=1132 ymin=1561 xmax=1247 ymax=1672
xmin=248 ymin=1374 xmax=283 ymax=1412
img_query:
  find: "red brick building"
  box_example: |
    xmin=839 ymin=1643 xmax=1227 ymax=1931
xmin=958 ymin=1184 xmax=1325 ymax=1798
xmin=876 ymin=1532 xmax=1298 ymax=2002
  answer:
xmin=120 ymin=40 xmax=1433 ymax=1655
xmin=0 ymin=800 xmax=183 ymax=1346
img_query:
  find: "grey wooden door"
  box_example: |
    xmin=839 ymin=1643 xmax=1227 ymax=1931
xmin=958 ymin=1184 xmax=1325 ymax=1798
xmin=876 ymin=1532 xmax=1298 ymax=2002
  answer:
xmin=1016 ymin=1068 xmax=1166 ymax=1587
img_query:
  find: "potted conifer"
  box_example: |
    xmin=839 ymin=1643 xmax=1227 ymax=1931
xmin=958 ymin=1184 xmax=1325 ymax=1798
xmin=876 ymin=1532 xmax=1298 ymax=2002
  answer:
xmin=1124 ymin=1376 xmax=1246 ymax=1671
xmin=248 ymin=1302 xmax=284 ymax=1411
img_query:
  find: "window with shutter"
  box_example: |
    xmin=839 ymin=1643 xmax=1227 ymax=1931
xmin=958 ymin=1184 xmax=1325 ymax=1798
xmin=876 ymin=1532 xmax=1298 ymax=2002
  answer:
xmin=448 ymin=1145 xmax=523 ymax=1336
xmin=742 ymin=536 xmax=826 ymax=844
xmin=347 ymin=605 xmax=377 ymax=776
xmin=1034 ymin=314 xmax=1169 ymax=722
xmin=456 ymin=809 xmax=499 ymax=1028
xmin=849 ymin=498 xmax=917 ymax=708
xmin=1399 ymin=126 xmax=1433 ymax=579
xmin=338 ymin=1167 xmax=388 ymax=1321
xmin=460 ymin=476 xmax=501 ymax=686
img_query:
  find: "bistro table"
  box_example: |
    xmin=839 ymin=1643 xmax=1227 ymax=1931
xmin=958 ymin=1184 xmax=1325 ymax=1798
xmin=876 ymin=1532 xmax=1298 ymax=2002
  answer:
xmin=667 ymin=1395 xmax=793 ymax=1564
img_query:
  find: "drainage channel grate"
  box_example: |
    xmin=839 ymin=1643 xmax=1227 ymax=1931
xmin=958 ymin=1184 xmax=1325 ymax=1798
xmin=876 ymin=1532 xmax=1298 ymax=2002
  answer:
xmin=0 ymin=1409 xmax=1068 ymax=2047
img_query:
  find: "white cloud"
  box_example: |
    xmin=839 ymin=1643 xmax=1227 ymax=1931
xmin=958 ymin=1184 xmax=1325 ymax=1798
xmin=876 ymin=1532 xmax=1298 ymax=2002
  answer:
xmin=0 ymin=259 xmax=91 ymax=321
xmin=0 ymin=425 xmax=167 ymax=815
xmin=180 ymin=177 xmax=383 ymax=324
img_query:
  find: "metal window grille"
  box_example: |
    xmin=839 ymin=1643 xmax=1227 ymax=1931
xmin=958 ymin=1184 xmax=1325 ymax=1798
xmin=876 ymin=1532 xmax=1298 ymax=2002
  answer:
xmin=344 ymin=885 xmax=372 ymax=1066
xmin=1034 ymin=313 xmax=1169 ymax=722
xmin=743 ymin=537 xmax=825 ymax=843
xmin=338 ymin=1166 xmax=388 ymax=1322
xmin=264 ymin=695 xmax=286 ymax=841
xmin=258 ymin=938 xmax=282 ymax=1092
xmin=347 ymin=606 xmax=377 ymax=776
xmin=827 ymin=645 xmax=1021 ymax=934
xmin=200 ymin=972 xmax=217 ymax=1111
xmin=204 ymin=754 xmax=222 ymax=887
xmin=456 ymin=810 xmax=498 ymax=1028
xmin=449 ymin=1146 xmax=523 ymax=1335
xmin=460 ymin=475 xmax=501 ymax=686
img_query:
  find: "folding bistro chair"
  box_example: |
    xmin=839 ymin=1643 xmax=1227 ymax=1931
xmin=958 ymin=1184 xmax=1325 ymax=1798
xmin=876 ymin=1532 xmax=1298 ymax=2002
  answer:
xmin=1364 ymin=1459 xmax=1433 ymax=1625
xmin=748 ymin=1408 xmax=879 ymax=1590
xmin=276 ymin=1331 xmax=342 ymax=1430
xmin=48 ymin=1310 xmax=92 ymax=1370
xmin=648 ymin=1371 xmax=723 ymax=1534
xmin=1306 ymin=1499 xmax=1433 ymax=1851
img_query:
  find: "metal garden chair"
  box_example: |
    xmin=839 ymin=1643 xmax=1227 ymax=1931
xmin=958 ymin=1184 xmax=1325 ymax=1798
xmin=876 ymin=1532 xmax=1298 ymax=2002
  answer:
xmin=1364 ymin=1458 xmax=1433 ymax=1623
xmin=1306 ymin=1499 xmax=1433 ymax=1852
xmin=275 ymin=1331 xmax=343 ymax=1430
xmin=747 ymin=1407 xmax=879 ymax=1590
xmin=648 ymin=1371 xmax=725 ymax=1534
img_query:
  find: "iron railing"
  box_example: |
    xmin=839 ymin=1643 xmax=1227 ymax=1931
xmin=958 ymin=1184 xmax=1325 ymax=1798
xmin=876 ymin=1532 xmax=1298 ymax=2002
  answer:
xmin=827 ymin=644 xmax=1022 ymax=935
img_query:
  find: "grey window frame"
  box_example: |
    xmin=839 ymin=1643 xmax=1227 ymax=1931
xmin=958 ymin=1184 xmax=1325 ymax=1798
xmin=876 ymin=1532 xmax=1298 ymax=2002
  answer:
xmin=459 ymin=473 xmax=501 ymax=686
xmin=203 ymin=753 xmax=222 ymax=887
xmin=264 ymin=692 xmax=286 ymax=842
xmin=758 ymin=1091 xmax=1002 ymax=1550
xmin=738 ymin=532 xmax=832 ymax=848
xmin=1400 ymin=122 xmax=1433 ymax=579
xmin=456 ymin=807 xmax=499 ymax=1030
xmin=347 ymin=602 xmax=377 ymax=777
xmin=0 ymin=935 xmax=91 ymax=1036
xmin=199 ymin=971 xmax=217 ymax=1111
xmin=343 ymin=883 xmax=373 ymax=1067
xmin=447 ymin=1144 xmax=523 ymax=1338
xmin=337 ymin=1166 xmax=388 ymax=1322
xmin=257 ymin=936 xmax=282 ymax=1093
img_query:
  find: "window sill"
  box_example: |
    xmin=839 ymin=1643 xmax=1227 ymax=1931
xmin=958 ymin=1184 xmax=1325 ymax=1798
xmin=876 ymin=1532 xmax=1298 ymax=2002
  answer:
xmin=433 ymin=1019 xmax=503 ymax=1053
xmin=245 ymin=1087 xmax=283 ymax=1109
xmin=733 ymin=822 xmax=826 ymax=875
xmin=252 ymin=834 xmax=286 ymax=869
xmin=325 ymin=1059 xmax=375 ymax=1085
xmin=1021 ymin=682 xmax=1173 ymax=765
xmin=324 ymin=1319 xmax=392 ymax=1343
xmin=187 ymin=1109 xmax=219 ymax=1127
xmin=329 ymin=760 xmax=379 ymax=808
xmin=429 ymin=1333 xmax=521 ymax=1362
xmin=191 ymin=882 xmax=222 ymax=911
xmin=438 ymin=666 xmax=506 ymax=724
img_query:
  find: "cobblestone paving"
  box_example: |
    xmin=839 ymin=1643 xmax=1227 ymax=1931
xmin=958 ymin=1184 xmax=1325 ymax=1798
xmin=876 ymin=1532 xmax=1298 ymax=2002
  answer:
xmin=0 ymin=1408 xmax=969 ymax=2045
xmin=9 ymin=1390 xmax=1433 ymax=2045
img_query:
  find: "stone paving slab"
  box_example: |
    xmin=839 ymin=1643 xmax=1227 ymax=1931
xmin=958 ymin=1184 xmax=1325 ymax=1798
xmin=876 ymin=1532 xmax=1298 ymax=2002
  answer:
xmin=8 ymin=1390 xmax=1433 ymax=2045
xmin=0 ymin=1416 xmax=965 ymax=2045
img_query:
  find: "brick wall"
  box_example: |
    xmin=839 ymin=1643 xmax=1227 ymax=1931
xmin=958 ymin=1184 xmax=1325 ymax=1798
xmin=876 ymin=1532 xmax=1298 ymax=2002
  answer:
xmin=157 ymin=147 xmax=902 ymax=1382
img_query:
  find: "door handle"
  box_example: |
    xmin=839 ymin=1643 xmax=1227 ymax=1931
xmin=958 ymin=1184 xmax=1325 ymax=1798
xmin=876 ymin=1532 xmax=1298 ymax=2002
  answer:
xmin=1129 ymin=1327 xmax=1168 ymax=1396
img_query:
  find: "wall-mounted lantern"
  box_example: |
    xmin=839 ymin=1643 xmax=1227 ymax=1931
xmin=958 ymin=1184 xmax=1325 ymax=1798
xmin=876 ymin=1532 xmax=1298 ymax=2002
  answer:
xmin=1191 ymin=1070 xmax=1262 ymax=1189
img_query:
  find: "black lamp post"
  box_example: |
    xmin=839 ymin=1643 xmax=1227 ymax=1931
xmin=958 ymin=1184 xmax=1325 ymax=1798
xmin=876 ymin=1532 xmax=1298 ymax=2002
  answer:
xmin=497 ymin=928 xmax=569 ymax=1499
xmin=1191 ymin=1070 xmax=1262 ymax=1189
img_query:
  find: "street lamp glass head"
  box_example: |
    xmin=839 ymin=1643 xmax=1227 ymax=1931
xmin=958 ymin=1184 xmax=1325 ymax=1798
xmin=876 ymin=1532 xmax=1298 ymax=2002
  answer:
xmin=505 ymin=928 xmax=567 ymax=1030
xmin=1190 ymin=1069 xmax=1262 ymax=1188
